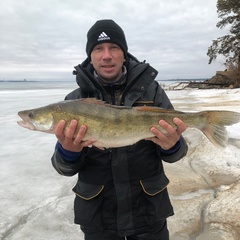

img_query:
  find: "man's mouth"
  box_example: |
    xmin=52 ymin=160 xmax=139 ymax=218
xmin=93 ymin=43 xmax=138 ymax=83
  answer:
xmin=102 ymin=65 xmax=114 ymax=68
xmin=101 ymin=65 xmax=115 ymax=73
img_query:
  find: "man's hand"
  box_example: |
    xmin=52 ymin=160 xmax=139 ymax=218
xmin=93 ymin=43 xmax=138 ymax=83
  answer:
xmin=55 ymin=120 xmax=96 ymax=152
xmin=146 ymin=117 xmax=187 ymax=150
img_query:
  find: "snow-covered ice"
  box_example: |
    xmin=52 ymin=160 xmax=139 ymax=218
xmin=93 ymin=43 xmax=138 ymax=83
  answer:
xmin=0 ymin=82 xmax=240 ymax=239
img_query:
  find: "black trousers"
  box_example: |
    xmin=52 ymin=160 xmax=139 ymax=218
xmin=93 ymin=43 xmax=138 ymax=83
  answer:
xmin=81 ymin=220 xmax=169 ymax=240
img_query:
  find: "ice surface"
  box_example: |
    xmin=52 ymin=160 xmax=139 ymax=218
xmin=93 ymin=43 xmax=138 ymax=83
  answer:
xmin=0 ymin=82 xmax=240 ymax=239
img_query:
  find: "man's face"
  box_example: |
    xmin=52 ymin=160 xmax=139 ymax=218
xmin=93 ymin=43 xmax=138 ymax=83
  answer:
xmin=90 ymin=42 xmax=125 ymax=82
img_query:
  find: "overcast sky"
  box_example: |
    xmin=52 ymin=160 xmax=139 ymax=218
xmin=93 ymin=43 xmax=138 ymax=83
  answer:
xmin=0 ymin=0 xmax=228 ymax=81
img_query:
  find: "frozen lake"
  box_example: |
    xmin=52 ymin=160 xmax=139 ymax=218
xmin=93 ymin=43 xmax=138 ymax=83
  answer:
xmin=1 ymin=81 xmax=240 ymax=239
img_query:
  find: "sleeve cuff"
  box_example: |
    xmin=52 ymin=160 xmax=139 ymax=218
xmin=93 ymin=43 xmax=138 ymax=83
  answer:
xmin=159 ymin=136 xmax=183 ymax=155
xmin=56 ymin=142 xmax=82 ymax=162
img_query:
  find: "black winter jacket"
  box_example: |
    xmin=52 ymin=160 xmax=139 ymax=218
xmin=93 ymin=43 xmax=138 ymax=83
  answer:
xmin=51 ymin=53 xmax=188 ymax=237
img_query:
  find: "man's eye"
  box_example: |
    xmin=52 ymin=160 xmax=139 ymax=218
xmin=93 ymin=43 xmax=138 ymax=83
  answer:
xmin=112 ymin=45 xmax=119 ymax=49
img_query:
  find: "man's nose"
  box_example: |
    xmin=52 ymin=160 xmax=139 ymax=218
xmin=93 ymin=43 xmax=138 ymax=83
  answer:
xmin=102 ymin=48 xmax=112 ymax=59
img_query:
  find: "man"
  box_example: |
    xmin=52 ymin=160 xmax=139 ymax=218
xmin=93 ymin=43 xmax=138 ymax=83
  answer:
xmin=51 ymin=19 xmax=188 ymax=240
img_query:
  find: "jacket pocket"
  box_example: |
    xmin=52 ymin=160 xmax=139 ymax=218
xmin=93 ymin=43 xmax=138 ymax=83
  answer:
xmin=72 ymin=180 xmax=104 ymax=200
xmin=72 ymin=180 xmax=105 ymax=226
xmin=139 ymin=173 xmax=173 ymax=224
xmin=140 ymin=172 xmax=169 ymax=196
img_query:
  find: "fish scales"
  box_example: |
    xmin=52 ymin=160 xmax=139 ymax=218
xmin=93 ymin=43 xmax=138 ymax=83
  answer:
xmin=17 ymin=98 xmax=240 ymax=148
xmin=52 ymin=100 xmax=108 ymax=139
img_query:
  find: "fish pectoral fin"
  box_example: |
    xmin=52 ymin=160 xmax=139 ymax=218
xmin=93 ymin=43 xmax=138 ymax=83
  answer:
xmin=136 ymin=106 xmax=184 ymax=114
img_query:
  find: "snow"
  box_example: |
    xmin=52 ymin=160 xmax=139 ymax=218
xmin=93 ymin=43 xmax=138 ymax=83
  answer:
xmin=0 ymin=82 xmax=240 ymax=239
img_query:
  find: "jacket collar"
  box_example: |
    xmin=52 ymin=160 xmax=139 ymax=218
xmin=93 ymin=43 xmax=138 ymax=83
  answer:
xmin=94 ymin=66 xmax=127 ymax=87
xmin=73 ymin=52 xmax=158 ymax=105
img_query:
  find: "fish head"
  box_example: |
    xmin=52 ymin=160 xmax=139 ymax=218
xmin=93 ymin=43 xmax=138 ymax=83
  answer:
xmin=17 ymin=107 xmax=54 ymax=132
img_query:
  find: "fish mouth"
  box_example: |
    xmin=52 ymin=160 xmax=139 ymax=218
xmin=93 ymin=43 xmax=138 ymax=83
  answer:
xmin=17 ymin=120 xmax=36 ymax=130
xmin=17 ymin=111 xmax=36 ymax=130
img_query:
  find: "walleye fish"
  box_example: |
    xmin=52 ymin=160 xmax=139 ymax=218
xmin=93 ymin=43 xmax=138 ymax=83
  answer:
xmin=17 ymin=98 xmax=240 ymax=148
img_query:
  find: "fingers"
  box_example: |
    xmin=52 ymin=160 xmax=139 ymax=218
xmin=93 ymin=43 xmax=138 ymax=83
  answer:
xmin=173 ymin=117 xmax=187 ymax=135
xmin=71 ymin=125 xmax=96 ymax=148
xmin=158 ymin=120 xmax=177 ymax=136
xmin=149 ymin=119 xmax=177 ymax=139
xmin=65 ymin=119 xmax=78 ymax=140
xmin=148 ymin=125 xmax=176 ymax=150
xmin=73 ymin=125 xmax=87 ymax=145
xmin=55 ymin=120 xmax=66 ymax=142
xmin=54 ymin=120 xmax=96 ymax=152
xmin=73 ymin=125 xmax=96 ymax=147
xmin=147 ymin=118 xmax=187 ymax=150
xmin=55 ymin=119 xmax=79 ymax=143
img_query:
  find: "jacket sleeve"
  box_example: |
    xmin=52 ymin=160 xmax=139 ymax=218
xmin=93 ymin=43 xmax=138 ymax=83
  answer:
xmin=153 ymin=83 xmax=188 ymax=163
xmin=159 ymin=136 xmax=188 ymax=163
xmin=152 ymin=82 xmax=173 ymax=109
xmin=51 ymin=144 xmax=85 ymax=176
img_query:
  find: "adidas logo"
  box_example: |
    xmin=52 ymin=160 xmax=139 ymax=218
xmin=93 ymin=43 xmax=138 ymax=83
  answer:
xmin=97 ymin=32 xmax=110 ymax=41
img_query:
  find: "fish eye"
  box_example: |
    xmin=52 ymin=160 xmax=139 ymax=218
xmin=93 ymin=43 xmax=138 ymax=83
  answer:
xmin=28 ymin=112 xmax=34 ymax=118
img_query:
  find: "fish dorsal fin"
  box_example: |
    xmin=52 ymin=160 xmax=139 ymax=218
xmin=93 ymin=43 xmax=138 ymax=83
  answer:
xmin=79 ymin=98 xmax=131 ymax=109
xmin=136 ymin=106 xmax=184 ymax=114
xmin=108 ymin=105 xmax=132 ymax=109
xmin=79 ymin=98 xmax=106 ymax=105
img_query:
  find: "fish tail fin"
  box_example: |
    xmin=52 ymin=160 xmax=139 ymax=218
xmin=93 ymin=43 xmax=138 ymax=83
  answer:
xmin=198 ymin=111 xmax=240 ymax=148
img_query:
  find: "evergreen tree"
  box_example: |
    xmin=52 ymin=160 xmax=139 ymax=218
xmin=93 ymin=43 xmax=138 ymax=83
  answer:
xmin=207 ymin=0 xmax=240 ymax=80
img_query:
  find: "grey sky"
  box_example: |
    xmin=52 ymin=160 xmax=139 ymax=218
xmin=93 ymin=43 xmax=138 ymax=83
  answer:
xmin=0 ymin=0 xmax=227 ymax=81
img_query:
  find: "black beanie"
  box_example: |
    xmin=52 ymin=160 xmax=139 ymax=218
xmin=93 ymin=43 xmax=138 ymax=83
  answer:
xmin=86 ymin=19 xmax=128 ymax=59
